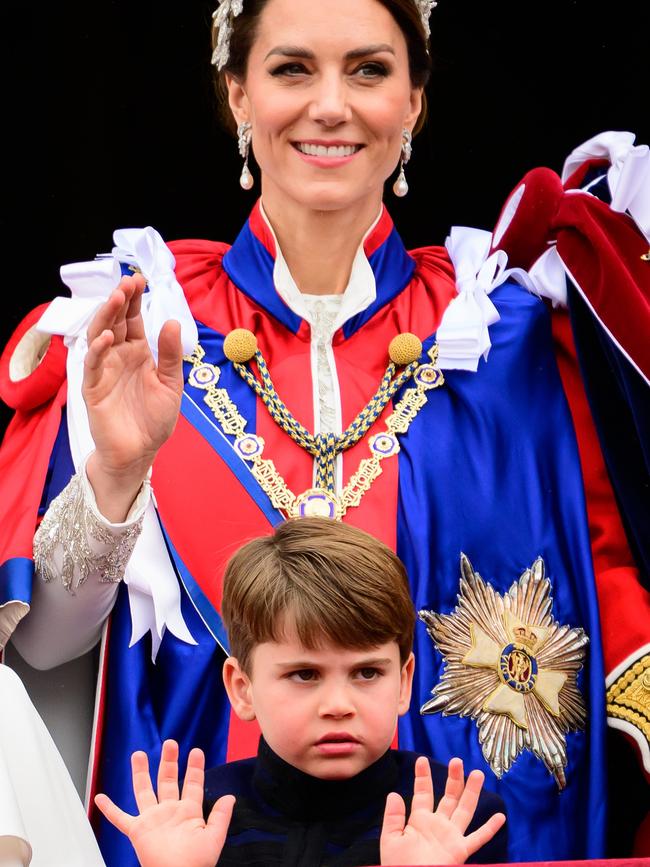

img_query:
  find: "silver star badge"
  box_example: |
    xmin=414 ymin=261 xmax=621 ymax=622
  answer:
xmin=419 ymin=554 xmax=588 ymax=788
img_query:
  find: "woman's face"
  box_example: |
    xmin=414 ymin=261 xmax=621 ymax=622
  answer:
xmin=226 ymin=0 xmax=423 ymax=214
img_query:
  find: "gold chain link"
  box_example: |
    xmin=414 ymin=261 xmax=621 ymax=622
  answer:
xmin=184 ymin=343 xmax=444 ymax=520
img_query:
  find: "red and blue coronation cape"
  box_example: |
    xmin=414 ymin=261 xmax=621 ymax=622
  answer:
xmin=1 ymin=168 xmax=649 ymax=864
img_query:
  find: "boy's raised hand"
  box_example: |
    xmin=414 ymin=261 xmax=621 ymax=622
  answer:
xmin=380 ymin=756 xmax=505 ymax=866
xmin=95 ymin=740 xmax=234 ymax=867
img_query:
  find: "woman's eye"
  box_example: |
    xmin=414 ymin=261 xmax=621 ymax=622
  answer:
xmin=271 ymin=62 xmax=309 ymax=77
xmin=355 ymin=62 xmax=389 ymax=79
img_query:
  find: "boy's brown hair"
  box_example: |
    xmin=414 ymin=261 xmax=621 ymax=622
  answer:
xmin=222 ymin=518 xmax=415 ymax=673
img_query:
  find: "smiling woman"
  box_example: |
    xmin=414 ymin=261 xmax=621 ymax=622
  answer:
xmin=216 ymin=0 xmax=428 ymax=296
xmin=1 ymin=0 xmax=649 ymax=864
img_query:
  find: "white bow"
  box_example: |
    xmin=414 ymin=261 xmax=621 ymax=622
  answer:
xmin=112 ymin=227 xmax=198 ymax=360
xmin=35 ymin=227 xmax=198 ymax=661
xmin=562 ymin=130 xmax=650 ymax=242
xmin=437 ymin=227 xmax=506 ymax=371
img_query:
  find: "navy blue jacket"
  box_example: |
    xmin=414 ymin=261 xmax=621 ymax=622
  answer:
xmin=204 ymin=739 xmax=507 ymax=866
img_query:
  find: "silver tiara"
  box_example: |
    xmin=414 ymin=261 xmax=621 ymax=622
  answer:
xmin=211 ymin=0 xmax=438 ymax=71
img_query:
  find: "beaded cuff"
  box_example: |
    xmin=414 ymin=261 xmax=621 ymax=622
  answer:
xmin=34 ymin=472 xmax=144 ymax=593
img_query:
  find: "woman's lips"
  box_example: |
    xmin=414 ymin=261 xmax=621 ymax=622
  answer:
xmin=292 ymin=142 xmax=363 ymax=168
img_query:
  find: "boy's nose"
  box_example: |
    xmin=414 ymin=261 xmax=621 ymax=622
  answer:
xmin=318 ymin=684 xmax=355 ymax=718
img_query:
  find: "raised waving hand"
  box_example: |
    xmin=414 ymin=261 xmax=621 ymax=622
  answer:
xmin=95 ymin=740 xmax=234 ymax=867
xmin=83 ymin=275 xmax=184 ymax=520
xmin=380 ymin=756 xmax=506 ymax=866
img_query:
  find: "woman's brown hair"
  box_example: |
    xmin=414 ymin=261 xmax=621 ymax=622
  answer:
xmin=211 ymin=0 xmax=432 ymax=136
xmin=221 ymin=518 xmax=416 ymax=673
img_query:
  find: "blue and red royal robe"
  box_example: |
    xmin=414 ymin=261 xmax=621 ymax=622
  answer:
xmin=0 ymin=163 xmax=649 ymax=864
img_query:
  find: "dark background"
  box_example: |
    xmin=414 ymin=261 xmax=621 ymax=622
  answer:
xmin=3 ymin=1 xmax=648 ymax=431
xmin=2 ymin=0 xmax=650 ymax=850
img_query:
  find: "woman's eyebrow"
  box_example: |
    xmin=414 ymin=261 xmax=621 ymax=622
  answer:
xmin=264 ymin=44 xmax=396 ymax=62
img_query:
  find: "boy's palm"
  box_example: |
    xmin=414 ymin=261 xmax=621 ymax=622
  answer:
xmin=380 ymin=757 xmax=505 ymax=866
xmin=95 ymin=741 xmax=234 ymax=867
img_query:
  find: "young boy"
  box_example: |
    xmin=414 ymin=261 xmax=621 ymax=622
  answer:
xmin=96 ymin=518 xmax=507 ymax=866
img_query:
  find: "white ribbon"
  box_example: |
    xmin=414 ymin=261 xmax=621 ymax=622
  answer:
xmin=439 ymin=226 xmax=557 ymax=371
xmin=526 ymin=246 xmax=568 ymax=308
xmin=562 ymin=130 xmax=650 ymax=242
xmin=438 ymin=227 xmax=505 ymax=371
xmin=35 ymin=227 xmax=198 ymax=661
xmin=112 ymin=227 xmax=198 ymax=360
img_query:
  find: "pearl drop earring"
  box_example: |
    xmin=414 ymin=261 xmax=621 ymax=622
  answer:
xmin=237 ymin=122 xmax=254 ymax=191
xmin=393 ymin=129 xmax=413 ymax=198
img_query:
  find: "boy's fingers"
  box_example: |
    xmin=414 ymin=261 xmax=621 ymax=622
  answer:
xmin=410 ymin=756 xmax=434 ymax=814
xmin=380 ymin=791 xmax=407 ymax=838
xmin=157 ymin=739 xmax=180 ymax=802
xmin=181 ymin=747 xmax=206 ymax=805
xmin=94 ymin=793 xmax=135 ymax=836
xmin=464 ymin=812 xmax=507 ymax=855
xmin=131 ymin=750 xmax=158 ymax=813
xmin=450 ymin=769 xmax=485 ymax=833
xmin=207 ymin=795 xmax=236 ymax=855
xmin=434 ymin=757 xmax=464 ymax=819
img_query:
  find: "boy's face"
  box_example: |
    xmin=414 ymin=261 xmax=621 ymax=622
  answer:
xmin=224 ymin=628 xmax=414 ymax=780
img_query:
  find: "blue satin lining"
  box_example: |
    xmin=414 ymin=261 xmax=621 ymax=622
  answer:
xmin=396 ymin=280 xmax=607 ymax=859
xmin=0 ymin=557 xmax=33 ymax=606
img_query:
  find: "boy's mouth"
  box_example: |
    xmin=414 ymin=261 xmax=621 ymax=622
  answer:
xmin=315 ymin=732 xmax=360 ymax=756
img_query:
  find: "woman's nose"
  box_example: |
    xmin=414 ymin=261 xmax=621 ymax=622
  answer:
xmin=308 ymin=73 xmax=352 ymax=126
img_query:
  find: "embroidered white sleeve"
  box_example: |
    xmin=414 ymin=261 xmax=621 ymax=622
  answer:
xmin=11 ymin=470 xmax=151 ymax=669
xmin=34 ymin=471 xmax=148 ymax=593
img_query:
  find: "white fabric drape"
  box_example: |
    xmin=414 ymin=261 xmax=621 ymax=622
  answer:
xmin=0 ymin=665 xmax=106 ymax=866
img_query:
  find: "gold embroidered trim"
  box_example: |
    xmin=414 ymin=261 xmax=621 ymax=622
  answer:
xmin=607 ymin=654 xmax=650 ymax=742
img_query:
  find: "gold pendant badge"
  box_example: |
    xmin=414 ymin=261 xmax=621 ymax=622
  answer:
xmin=419 ymin=555 xmax=588 ymax=788
xmin=184 ymin=335 xmax=443 ymax=520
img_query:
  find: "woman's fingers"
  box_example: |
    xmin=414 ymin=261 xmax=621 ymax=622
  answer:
xmin=84 ymin=330 xmax=115 ymax=390
xmin=95 ymin=793 xmax=135 ymax=836
xmin=411 ymin=756 xmax=435 ymax=814
xmin=434 ymin=757 xmax=465 ymax=819
xmin=86 ymin=289 xmax=127 ymax=346
xmin=380 ymin=791 xmax=407 ymax=838
xmin=180 ymin=747 xmax=206 ymax=806
xmin=464 ymin=812 xmax=507 ymax=855
xmin=156 ymin=739 xmax=180 ymax=803
xmin=124 ymin=275 xmax=147 ymax=342
xmin=156 ymin=320 xmax=184 ymax=393
xmin=86 ymin=276 xmax=143 ymax=347
xmin=131 ymin=750 xmax=159 ymax=814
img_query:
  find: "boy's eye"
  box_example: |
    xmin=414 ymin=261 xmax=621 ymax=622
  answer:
xmin=290 ymin=669 xmax=317 ymax=681
xmin=357 ymin=667 xmax=381 ymax=680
